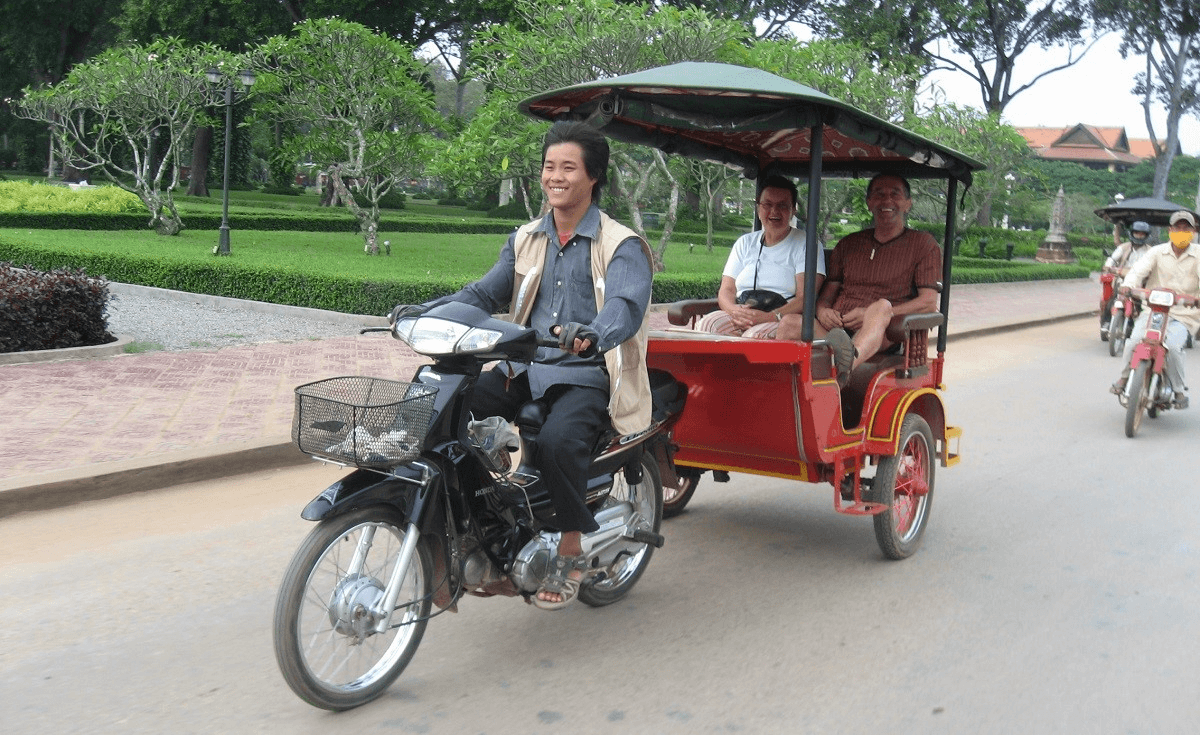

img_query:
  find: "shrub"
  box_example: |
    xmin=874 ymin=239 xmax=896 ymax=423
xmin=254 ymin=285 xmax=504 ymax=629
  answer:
xmin=0 ymin=262 xmax=114 ymax=352
xmin=0 ymin=181 xmax=143 ymax=214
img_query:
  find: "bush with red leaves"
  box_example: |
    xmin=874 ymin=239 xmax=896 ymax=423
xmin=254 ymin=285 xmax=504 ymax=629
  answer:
xmin=0 ymin=263 xmax=114 ymax=353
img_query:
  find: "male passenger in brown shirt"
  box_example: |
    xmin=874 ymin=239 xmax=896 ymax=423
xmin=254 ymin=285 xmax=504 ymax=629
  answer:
xmin=778 ymin=174 xmax=941 ymax=386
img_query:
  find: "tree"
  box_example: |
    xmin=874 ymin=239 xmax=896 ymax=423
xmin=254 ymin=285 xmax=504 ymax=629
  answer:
xmin=444 ymin=0 xmax=750 ymax=268
xmin=907 ymin=102 xmax=1035 ymax=227
xmin=0 ymin=0 xmax=124 ymax=177
xmin=16 ymin=39 xmax=234 ymax=234
xmin=255 ymin=19 xmax=439 ymax=254
xmin=1092 ymin=0 xmax=1199 ymax=198
xmin=636 ymin=0 xmax=821 ymax=39
xmin=930 ymin=0 xmax=1096 ymax=114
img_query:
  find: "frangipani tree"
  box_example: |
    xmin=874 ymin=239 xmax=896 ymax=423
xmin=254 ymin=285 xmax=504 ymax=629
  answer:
xmin=255 ymin=18 xmax=439 ymax=255
xmin=16 ymin=38 xmax=234 ymax=234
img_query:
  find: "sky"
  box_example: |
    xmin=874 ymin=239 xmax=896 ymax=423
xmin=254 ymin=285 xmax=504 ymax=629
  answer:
xmin=923 ymin=33 xmax=1200 ymax=157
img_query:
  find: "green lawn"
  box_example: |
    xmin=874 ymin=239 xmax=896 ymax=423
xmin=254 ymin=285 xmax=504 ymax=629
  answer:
xmin=0 ymin=227 xmax=731 ymax=281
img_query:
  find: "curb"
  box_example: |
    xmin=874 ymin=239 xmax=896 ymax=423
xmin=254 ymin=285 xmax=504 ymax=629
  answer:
xmin=0 ymin=438 xmax=311 ymax=519
xmin=0 ymin=334 xmax=136 ymax=366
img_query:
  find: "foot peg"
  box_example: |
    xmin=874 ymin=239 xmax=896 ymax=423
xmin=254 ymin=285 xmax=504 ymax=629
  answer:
xmin=629 ymin=529 xmax=666 ymax=548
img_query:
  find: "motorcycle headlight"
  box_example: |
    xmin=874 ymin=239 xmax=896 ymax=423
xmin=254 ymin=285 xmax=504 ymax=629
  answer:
xmin=394 ymin=316 xmax=503 ymax=355
xmin=1149 ymin=290 xmax=1175 ymax=307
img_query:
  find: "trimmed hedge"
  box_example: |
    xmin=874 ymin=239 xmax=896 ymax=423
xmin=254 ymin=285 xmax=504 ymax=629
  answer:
xmin=0 ymin=233 xmax=1093 ymax=314
xmin=0 ymin=211 xmax=524 ymax=234
xmin=0 ymin=237 xmax=474 ymax=315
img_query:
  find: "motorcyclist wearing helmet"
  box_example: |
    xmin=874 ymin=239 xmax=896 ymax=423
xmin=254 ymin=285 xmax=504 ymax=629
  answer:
xmin=1109 ymin=211 xmax=1200 ymax=409
xmin=1101 ymin=220 xmax=1153 ymax=330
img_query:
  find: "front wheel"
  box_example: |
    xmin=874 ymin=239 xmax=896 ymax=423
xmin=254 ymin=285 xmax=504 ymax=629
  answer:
xmin=870 ymin=414 xmax=935 ymax=560
xmin=274 ymin=507 xmax=432 ymax=711
xmin=1108 ymin=311 xmax=1126 ymax=356
xmin=579 ymin=453 xmax=663 ymax=607
xmin=1124 ymin=361 xmax=1151 ymax=438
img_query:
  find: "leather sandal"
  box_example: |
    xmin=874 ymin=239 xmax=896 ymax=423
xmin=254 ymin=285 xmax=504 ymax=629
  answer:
xmin=532 ymin=553 xmax=589 ymax=611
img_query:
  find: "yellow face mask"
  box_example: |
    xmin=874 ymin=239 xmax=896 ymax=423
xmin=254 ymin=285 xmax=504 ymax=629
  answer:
xmin=1169 ymin=230 xmax=1194 ymax=248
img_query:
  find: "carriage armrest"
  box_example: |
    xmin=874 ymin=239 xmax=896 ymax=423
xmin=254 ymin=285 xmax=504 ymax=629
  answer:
xmin=666 ymin=298 xmax=721 ymax=327
xmin=884 ymin=312 xmax=944 ymax=344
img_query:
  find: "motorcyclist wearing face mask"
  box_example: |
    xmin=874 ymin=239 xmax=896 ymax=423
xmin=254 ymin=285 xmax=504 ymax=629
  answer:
xmin=1110 ymin=210 xmax=1200 ymax=408
xmin=1101 ymin=220 xmax=1154 ymax=330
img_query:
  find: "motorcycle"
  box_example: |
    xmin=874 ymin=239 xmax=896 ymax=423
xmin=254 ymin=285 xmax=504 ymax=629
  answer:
xmin=1104 ymin=270 xmax=1140 ymax=357
xmin=274 ymin=301 xmax=683 ymax=710
xmin=1115 ymin=287 xmax=1198 ymax=437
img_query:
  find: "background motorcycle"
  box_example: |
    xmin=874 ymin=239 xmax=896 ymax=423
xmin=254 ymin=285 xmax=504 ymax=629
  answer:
xmin=274 ymin=301 xmax=682 ymax=710
xmin=1105 ymin=273 xmax=1140 ymax=357
xmin=1116 ymin=287 xmax=1198 ymax=437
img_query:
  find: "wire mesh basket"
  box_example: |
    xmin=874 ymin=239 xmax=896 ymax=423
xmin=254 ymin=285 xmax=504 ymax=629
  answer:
xmin=292 ymin=376 xmax=438 ymax=469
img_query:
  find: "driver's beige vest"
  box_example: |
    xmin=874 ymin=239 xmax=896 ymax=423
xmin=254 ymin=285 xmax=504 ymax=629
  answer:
xmin=506 ymin=212 xmax=654 ymax=435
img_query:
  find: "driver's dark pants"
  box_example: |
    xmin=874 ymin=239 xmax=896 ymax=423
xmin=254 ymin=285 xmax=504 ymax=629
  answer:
xmin=471 ymin=368 xmax=607 ymax=533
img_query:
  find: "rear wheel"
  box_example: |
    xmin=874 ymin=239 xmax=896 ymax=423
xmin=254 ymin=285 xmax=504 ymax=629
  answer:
xmin=274 ymin=507 xmax=431 ymax=710
xmin=662 ymin=466 xmax=700 ymax=518
xmin=870 ymin=414 xmax=934 ymax=560
xmin=1108 ymin=311 xmax=1126 ymax=356
xmin=579 ymin=453 xmax=663 ymax=607
xmin=1124 ymin=361 xmax=1151 ymax=438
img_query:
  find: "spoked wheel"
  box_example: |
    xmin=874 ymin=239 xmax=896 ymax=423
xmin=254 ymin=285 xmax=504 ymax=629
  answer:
xmin=662 ymin=466 xmax=701 ymax=518
xmin=870 ymin=414 xmax=935 ymax=560
xmin=1124 ymin=361 xmax=1152 ymax=438
xmin=274 ymin=507 xmax=431 ymax=711
xmin=579 ymin=453 xmax=663 ymax=607
xmin=1108 ymin=312 xmax=1126 ymax=356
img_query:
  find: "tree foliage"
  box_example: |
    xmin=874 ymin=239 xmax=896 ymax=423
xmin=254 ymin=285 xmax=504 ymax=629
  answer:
xmin=1091 ymin=0 xmax=1200 ymax=198
xmin=908 ymin=103 xmax=1035 ymax=226
xmin=438 ymin=0 xmax=749 ymax=267
xmin=16 ymin=39 xmax=235 ymax=234
xmin=254 ymin=19 xmax=439 ymax=254
xmin=933 ymin=0 xmax=1093 ymax=114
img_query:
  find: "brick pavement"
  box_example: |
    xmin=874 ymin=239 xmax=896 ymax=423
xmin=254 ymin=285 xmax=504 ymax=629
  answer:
xmin=0 ymin=277 xmax=1097 ymax=513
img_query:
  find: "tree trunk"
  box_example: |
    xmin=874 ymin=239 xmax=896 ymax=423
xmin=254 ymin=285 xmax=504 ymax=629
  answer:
xmin=187 ymin=127 xmax=212 ymax=197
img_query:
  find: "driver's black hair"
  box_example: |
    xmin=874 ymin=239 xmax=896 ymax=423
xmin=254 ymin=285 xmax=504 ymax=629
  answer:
xmin=542 ymin=121 xmax=609 ymax=204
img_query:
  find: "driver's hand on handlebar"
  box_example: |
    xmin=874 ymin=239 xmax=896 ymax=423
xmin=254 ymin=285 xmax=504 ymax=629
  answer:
xmin=1118 ymin=286 xmax=1131 ymax=297
xmin=389 ymin=303 xmax=427 ymax=325
xmin=553 ymin=322 xmax=600 ymax=358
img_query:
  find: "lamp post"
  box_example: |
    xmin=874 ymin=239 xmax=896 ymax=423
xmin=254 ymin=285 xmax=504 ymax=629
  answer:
xmin=205 ymin=67 xmax=255 ymax=256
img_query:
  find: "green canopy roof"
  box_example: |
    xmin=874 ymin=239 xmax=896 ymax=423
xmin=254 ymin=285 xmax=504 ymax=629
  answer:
xmin=521 ymin=62 xmax=985 ymax=184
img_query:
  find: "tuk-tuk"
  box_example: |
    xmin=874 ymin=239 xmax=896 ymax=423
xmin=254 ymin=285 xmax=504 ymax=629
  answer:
xmin=522 ymin=62 xmax=984 ymax=559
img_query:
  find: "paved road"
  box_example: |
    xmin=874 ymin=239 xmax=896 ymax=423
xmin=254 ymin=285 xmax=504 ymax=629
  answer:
xmin=3 ymin=320 xmax=1196 ymax=734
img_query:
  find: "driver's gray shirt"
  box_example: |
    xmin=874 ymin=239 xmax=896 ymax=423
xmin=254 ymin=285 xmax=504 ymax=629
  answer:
xmin=430 ymin=205 xmax=650 ymax=399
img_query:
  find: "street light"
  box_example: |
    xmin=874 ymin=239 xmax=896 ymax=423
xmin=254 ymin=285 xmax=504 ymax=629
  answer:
xmin=205 ymin=67 xmax=256 ymax=256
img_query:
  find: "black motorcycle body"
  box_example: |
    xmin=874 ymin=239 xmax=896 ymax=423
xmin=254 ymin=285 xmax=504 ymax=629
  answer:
xmin=274 ymin=301 xmax=684 ymax=710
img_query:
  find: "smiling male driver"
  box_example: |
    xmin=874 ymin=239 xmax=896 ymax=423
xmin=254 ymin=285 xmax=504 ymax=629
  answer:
xmin=779 ymin=173 xmax=941 ymax=387
xmin=395 ymin=120 xmax=653 ymax=610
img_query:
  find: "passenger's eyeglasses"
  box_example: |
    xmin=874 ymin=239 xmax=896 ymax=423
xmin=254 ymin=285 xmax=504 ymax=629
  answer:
xmin=756 ymin=200 xmax=792 ymax=213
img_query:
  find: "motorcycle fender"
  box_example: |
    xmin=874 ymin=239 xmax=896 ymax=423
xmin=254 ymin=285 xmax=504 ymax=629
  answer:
xmin=300 ymin=465 xmax=428 ymax=522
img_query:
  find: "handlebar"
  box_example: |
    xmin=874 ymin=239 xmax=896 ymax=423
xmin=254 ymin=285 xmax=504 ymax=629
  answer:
xmin=360 ymin=326 xmax=392 ymax=334
xmin=1124 ymin=287 xmax=1200 ymax=309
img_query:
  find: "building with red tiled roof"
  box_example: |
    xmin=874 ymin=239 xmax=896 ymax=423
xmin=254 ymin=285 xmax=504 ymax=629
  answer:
xmin=1016 ymin=124 xmax=1175 ymax=172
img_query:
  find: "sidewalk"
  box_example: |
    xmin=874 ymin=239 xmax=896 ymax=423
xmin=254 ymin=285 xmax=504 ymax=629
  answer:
xmin=0 ymin=277 xmax=1098 ymax=516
